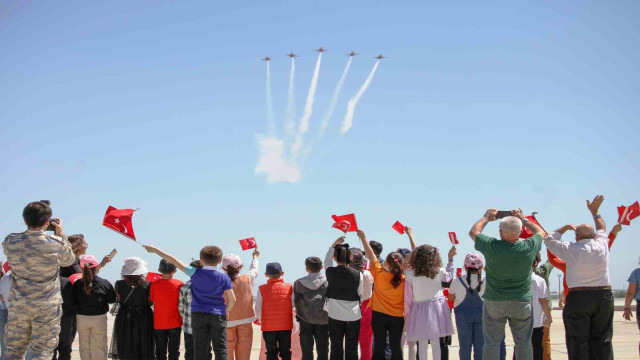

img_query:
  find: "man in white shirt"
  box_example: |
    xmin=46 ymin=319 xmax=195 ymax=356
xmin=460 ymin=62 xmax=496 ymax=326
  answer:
xmin=544 ymin=195 xmax=613 ymax=360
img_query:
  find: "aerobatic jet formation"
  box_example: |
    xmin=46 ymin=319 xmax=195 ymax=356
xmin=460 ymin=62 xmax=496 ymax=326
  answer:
xmin=315 ymin=47 xmax=328 ymax=53
xmin=261 ymin=56 xmax=271 ymax=61
xmin=346 ymin=51 xmax=358 ymax=57
xmin=286 ymin=52 xmax=298 ymax=58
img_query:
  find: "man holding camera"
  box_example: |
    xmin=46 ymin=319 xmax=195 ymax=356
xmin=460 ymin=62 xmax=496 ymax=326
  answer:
xmin=469 ymin=208 xmax=546 ymax=360
xmin=2 ymin=201 xmax=75 ymax=360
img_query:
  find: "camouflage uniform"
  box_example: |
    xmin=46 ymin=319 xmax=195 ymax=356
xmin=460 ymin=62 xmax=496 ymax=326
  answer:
xmin=2 ymin=230 xmax=75 ymax=360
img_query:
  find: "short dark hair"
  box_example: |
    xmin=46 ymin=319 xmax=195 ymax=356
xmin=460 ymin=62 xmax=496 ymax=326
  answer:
xmin=200 ymin=246 xmax=222 ymax=265
xmin=305 ymin=257 xmax=323 ymax=273
xmin=370 ymin=241 xmax=383 ymax=256
xmin=23 ymin=201 xmax=52 ymax=228
xmin=159 ymin=259 xmax=177 ymax=274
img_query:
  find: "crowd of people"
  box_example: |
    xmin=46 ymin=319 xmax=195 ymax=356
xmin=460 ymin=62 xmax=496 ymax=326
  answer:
xmin=0 ymin=196 xmax=635 ymax=360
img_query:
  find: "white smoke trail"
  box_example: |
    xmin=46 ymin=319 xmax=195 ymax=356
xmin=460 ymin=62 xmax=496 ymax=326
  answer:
xmin=255 ymin=136 xmax=302 ymax=183
xmin=284 ymin=58 xmax=296 ymax=137
xmin=317 ymin=56 xmax=353 ymax=140
xmin=290 ymin=53 xmax=322 ymax=157
xmin=266 ymin=62 xmax=275 ymax=134
xmin=341 ymin=60 xmax=380 ymax=135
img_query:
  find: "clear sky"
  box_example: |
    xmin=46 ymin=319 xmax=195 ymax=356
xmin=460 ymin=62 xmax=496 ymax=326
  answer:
xmin=1 ymin=1 xmax=639 ymax=292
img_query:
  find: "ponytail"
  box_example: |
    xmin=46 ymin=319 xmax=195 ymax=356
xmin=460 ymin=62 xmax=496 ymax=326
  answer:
xmin=386 ymin=252 xmax=404 ymax=288
xmin=466 ymin=270 xmax=473 ymax=293
xmin=82 ymin=264 xmax=95 ymax=295
xmin=334 ymin=244 xmax=351 ymax=265
xmin=476 ymin=267 xmax=483 ymax=293
xmin=465 ymin=267 xmax=483 ymax=293
xmin=226 ymin=265 xmax=240 ymax=282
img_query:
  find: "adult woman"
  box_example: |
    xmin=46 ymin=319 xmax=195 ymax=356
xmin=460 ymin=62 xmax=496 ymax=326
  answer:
xmin=60 ymin=235 xmax=112 ymax=278
xmin=108 ymin=257 xmax=154 ymax=360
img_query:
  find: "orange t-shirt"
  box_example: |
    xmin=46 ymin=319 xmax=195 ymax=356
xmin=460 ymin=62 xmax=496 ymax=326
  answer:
xmin=369 ymin=260 xmax=405 ymax=317
xmin=150 ymin=278 xmax=184 ymax=329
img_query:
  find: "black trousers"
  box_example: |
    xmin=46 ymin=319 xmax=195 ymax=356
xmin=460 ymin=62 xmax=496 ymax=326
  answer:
xmin=328 ymin=317 xmax=360 ymax=360
xmin=371 ymin=311 xmax=404 ymax=360
xmin=563 ymin=289 xmax=614 ymax=360
xmin=192 ymin=313 xmax=228 ymax=360
xmin=263 ymin=330 xmax=292 ymax=360
xmin=51 ymin=314 xmax=76 ymax=360
xmin=155 ymin=327 xmax=182 ymax=360
xmin=298 ymin=319 xmax=329 ymax=360
xmin=184 ymin=332 xmax=212 ymax=360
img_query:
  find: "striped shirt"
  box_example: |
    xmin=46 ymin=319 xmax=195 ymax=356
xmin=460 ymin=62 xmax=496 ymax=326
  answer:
xmin=178 ymin=280 xmax=193 ymax=334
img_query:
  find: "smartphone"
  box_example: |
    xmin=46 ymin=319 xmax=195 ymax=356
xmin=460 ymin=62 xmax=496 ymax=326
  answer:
xmin=108 ymin=249 xmax=118 ymax=258
xmin=496 ymin=210 xmax=512 ymax=219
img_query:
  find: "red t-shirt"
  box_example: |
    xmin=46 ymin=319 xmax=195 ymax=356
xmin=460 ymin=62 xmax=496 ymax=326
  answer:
xmin=150 ymin=278 xmax=184 ymax=329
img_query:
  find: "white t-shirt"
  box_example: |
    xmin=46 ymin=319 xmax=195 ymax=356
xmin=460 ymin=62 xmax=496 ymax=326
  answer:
xmin=531 ymin=273 xmax=548 ymax=328
xmin=449 ymin=275 xmax=485 ymax=308
xmin=405 ymin=268 xmax=449 ymax=301
xmin=362 ymin=270 xmax=373 ymax=301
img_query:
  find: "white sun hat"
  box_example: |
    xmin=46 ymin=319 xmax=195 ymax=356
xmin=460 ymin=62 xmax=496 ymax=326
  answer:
xmin=121 ymin=257 xmax=148 ymax=276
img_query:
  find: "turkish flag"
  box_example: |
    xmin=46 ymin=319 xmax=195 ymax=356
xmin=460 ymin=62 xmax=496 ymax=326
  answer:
xmin=68 ymin=273 xmax=82 ymax=284
xmin=332 ymin=221 xmax=351 ymax=233
xmin=332 ymin=214 xmax=358 ymax=232
xmin=443 ymin=288 xmax=454 ymax=309
xmin=618 ymin=201 xmax=640 ymax=226
xmin=2 ymin=261 xmax=10 ymax=273
xmin=102 ymin=206 xmax=137 ymax=240
xmin=456 ymin=267 xmax=463 ymax=277
xmin=146 ymin=272 xmax=163 ymax=282
xmin=392 ymin=221 xmax=405 ymax=234
xmin=519 ymin=215 xmax=542 ymax=239
xmin=448 ymin=232 xmax=459 ymax=245
xmin=239 ymin=237 xmax=257 ymax=251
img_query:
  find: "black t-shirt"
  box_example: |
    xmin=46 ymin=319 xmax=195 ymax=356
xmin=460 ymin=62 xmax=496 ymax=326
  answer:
xmin=71 ymin=276 xmax=117 ymax=316
xmin=60 ymin=258 xmax=81 ymax=278
xmin=60 ymin=276 xmax=75 ymax=316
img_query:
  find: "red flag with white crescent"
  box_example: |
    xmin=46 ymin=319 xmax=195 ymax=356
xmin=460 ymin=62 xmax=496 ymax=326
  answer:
xmin=239 ymin=237 xmax=258 ymax=251
xmin=332 ymin=220 xmax=351 ymax=233
xmin=618 ymin=201 xmax=640 ymax=226
xmin=331 ymin=214 xmax=358 ymax=232
xmin=448 ymin=232 xmax=459 ymax=245
xmin=2 ymin=261 xmax=10 ymax=273
xmin=392 ymin=221 xmax=405 ymax=234
xmin=102 ymin=206 xmax=137 ymax=241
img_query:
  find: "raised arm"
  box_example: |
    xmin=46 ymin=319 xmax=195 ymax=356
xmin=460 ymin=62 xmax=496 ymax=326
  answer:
xmin=546 ymin=249 xmax=566 ymax=272
xmin=405 ymin=226 xmax=417 ymax=251
xmin=608 ymin=222 xmax=622 ymax=248
xmin=357 ymin=230 xmax=377 ymax=264
xmin=544 ymin=225 xmax=577 ymax=259
xmin=587 ymin=195 xmax=606 ymax=232
xmin=512 ymin=209 xmax=546 ymax=237
xmin=324 ymin=236 xmax=345 ymax=269
xmin=143 ymin=245 xmax=187 ymax=273
xmin=469 ymin=208 xmax=497 ymax=241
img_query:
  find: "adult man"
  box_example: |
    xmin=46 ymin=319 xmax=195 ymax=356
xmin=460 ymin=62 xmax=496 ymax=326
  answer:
xmin=2 ymin=201 xmax=75 ymax=360
xmin=469 ymin=208 xmax=545 ymax=360
xmin=544 ymin=195 xmax=613 ymax=360
xmin=623 ymin=261 xmax=640 ymax=355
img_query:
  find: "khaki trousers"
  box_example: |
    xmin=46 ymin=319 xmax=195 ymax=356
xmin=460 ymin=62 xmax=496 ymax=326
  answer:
xmin=227 ymin=323 xmax=253 ymax=360
xmin=542 ymin=325 xmax=551 ymax=360
xmin=76 ymin=314 xmax=108 ymax=360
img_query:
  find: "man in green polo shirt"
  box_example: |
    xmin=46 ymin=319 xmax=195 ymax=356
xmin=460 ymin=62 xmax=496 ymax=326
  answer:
xmin=468 ymin=208 xmax=546 ymax=360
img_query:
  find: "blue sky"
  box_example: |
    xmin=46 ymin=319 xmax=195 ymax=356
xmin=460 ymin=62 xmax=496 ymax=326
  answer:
xmin=1 ymin=1 xmax=639 ymax=291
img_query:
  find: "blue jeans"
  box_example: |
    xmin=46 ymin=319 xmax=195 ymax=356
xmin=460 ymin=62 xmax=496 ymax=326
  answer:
xmin=456 ymin=310 xmax=483 ymax=360
xmin=483 ymin=300 xmax=533 ymax=360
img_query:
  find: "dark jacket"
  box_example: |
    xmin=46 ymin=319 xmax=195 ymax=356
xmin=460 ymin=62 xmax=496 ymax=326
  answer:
xmin=326 ymin=265 xmax=360 ymax=302
xmin=71 ymin=276 xmax=117 ymax=316
xmin=294 ymin=272 xmax=329 ymax=325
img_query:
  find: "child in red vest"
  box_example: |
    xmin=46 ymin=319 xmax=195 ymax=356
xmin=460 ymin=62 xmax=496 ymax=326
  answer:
xmin=150 ymin=259 xmax=184 ymax=360
xmin=256 ymin=262 xmax=294 ymax=360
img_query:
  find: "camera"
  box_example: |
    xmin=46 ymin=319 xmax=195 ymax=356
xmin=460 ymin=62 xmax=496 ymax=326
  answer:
xmin=39 ymin=200 xmax=58 ymax=232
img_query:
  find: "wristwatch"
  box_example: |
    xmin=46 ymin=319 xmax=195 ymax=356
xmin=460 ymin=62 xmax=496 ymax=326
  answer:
xmin=593 ymin=214 xmax=602 ymax=219
xmin=521 ymin=218 xmax=530 ymax=224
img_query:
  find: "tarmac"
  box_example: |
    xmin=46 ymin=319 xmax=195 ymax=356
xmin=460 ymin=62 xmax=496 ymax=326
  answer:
xmin=68 ymin=308 xmax=638 ymax=359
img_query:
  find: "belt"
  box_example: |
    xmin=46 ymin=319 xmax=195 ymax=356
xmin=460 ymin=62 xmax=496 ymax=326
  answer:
xmin=568 ymin=286 xmax=611 ymax=292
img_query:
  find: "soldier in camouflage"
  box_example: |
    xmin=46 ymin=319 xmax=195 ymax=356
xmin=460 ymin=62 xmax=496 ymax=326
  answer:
xmin=2 ymin=201 xmax=75 ymax=360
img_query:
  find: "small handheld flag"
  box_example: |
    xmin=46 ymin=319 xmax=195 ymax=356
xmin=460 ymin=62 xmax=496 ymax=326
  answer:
xmin=331 ymin=214 xmax=358 ymax=232
xmin=102 ymin=206 xmax=137 ymax=241
xmin=448 ymin=232 xmax=459 ymax=245
xmin=456 ymin=268 xmax=462 ymax=277
xmin=618 ymin=201 xmax=640 ymax=226
xmin=2 ymin=261 xmax=10 ymax=273
xmin=239 ymin=237 xmax=258 ymax=251
xmin=332 ymin=220 xmax=351 ymax=233
xmin=392 ymin=221 xmax=405 ymax=234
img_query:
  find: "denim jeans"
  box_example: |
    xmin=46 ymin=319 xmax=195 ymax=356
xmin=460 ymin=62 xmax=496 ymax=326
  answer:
xmin=483 ymin=300 xmax=533 ymax=360
xmin=455 ymin=310 xmax=483 ymax=360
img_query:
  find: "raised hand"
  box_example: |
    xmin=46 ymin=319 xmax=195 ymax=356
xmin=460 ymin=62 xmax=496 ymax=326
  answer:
xmin=252 ymin=248 xmax=260 ymax=259
xmin=405 ymin=226 xmax=413 ymax=238
xmin=448 ymin=245 xmax=457 ymax=261
xmin=332 ymin=236 xmax=346 ymax=246
xmin=611 ymin=222 xmax=623 ymax=235
xmin=587 ymin=195 xmax=604 ymax=215
xmin=142 ymin=245 xmax=159 ymax=254
xmin=357 ymin=230 xmax=367 ymax=242
xmin=484 ymin=208 xmax=498 ymax=221
xmin=511 ymin=208 xmax=525 ymax=220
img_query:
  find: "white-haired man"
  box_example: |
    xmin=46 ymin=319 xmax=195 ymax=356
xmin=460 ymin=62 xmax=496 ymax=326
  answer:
xmin=469 ymin=208 xmax=546 ymax=360
xmin=544 ymin=195 xmax=613 ymax=360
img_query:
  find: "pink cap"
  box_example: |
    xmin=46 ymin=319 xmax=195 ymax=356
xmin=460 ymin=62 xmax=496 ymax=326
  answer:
xmin=221 ymin=254 xmax=242 ymax=270
xmin=79 ymin=255 xmax=100 ymax=269
xmin=464 ymin=253 xmax=484 ymax=268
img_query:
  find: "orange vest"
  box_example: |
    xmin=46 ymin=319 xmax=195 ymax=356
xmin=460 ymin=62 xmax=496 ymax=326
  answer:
xmin=227 ymin=274 xmax=255 ymax=322
xmin=259 ymin=278 xmax=293 ymax=331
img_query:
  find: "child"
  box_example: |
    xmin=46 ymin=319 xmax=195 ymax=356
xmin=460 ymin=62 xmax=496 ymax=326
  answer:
xmin=256 ymin=262 xmax=294 ymax=360
xmin=294 ymin=256 xmax=329 ymax=360
xmin=348 ymin=248 xmax=374 ymax=360
xmin=71 ymin=255 xmax=116 ymax=360
xmin=404 ymin=245 xmax=455 ymax=360
xmin=357 ymin=230 xmax=405 ymax=360
xmin=324 ymin=238 xmax=363 ymax=360
xmin=529 ymin=253 xmax=552 ymax=360
xmin=144 ymin=245 xmax=236 ymax=360
xmin=109 ymin=257 xmax=155 ymax=360
xmin=150 ymin=259 xmax=184 ymax=360
xmin=178 ymin=260 xmax=211 ymax=360
xmin=223 ymin=249 xmax=260 ymax=360
xmin=448 ymin=253 xmax=485 ymax=360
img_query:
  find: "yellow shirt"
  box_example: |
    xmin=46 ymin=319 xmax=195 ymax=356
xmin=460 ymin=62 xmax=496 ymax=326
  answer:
xmin=369 ymin=259 xmax=405 ymax=317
